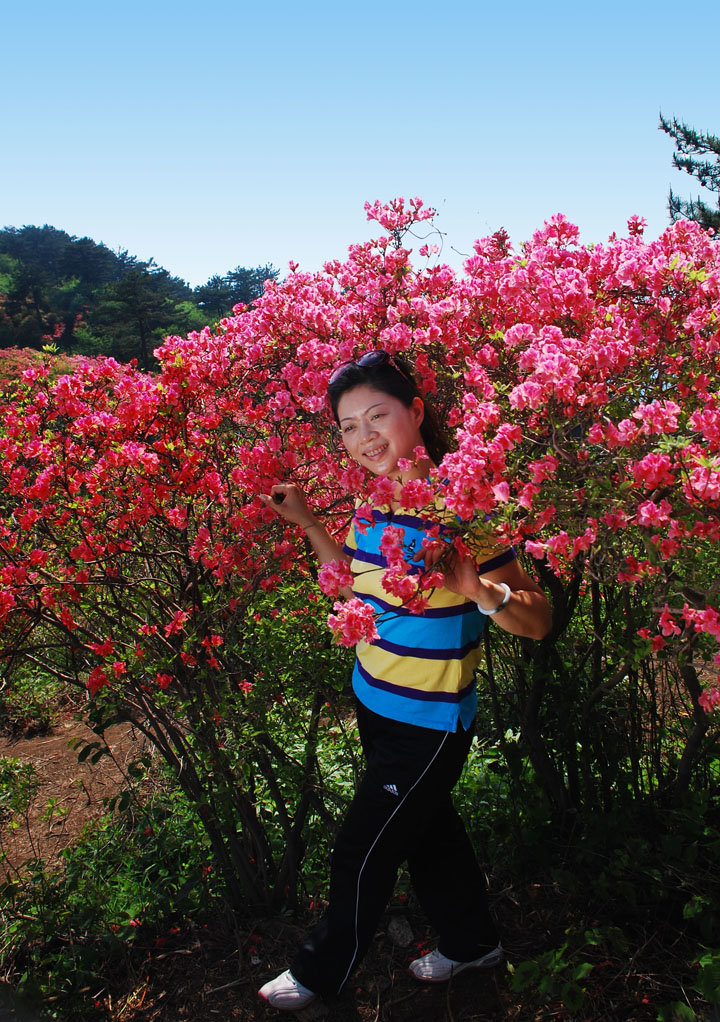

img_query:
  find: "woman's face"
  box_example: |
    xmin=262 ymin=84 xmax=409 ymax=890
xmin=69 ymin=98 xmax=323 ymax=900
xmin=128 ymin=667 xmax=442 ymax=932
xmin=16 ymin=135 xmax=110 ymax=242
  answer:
xmin=336 ymin=384 xmax=425 ymax=480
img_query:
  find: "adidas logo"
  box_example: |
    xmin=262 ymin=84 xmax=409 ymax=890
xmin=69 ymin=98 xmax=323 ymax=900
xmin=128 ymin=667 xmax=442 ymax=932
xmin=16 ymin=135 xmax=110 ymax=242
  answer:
xmin=383 ymin=783 xmax=399 ymax=797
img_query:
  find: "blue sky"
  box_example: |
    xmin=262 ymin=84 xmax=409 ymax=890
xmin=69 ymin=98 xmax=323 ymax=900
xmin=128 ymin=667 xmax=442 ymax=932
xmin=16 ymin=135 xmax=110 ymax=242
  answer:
xmin=2 ymin=0 xmax=718 ymax=286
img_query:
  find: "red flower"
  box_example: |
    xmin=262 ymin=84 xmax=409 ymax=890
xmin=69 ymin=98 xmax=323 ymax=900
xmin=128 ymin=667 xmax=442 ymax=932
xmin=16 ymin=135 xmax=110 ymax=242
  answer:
xmin=87 ymin=667 xmax=108 ymax=695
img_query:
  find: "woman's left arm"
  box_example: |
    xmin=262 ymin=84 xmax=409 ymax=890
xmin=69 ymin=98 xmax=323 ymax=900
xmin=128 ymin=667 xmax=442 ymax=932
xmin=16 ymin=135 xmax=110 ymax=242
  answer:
xmin=418 ymin=547 xmax=552 ymax=641
xmin=470 ymin=558 xmax=552 ymax=640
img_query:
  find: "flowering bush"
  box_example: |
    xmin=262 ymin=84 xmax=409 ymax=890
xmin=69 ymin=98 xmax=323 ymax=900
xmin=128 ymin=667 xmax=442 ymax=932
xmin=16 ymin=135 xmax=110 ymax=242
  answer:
xmin=0 ymin=198 xmax=719 ymax=906
xmin=0 ymin=346 xmax=352 ymax=910
xmin=224 ymin=198 xmax=720 ymax=711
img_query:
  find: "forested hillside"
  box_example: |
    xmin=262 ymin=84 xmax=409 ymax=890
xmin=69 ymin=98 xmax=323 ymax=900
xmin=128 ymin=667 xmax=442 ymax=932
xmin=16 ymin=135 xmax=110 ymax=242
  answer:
xmin=0 ymin=225 xmax=278 ymax=369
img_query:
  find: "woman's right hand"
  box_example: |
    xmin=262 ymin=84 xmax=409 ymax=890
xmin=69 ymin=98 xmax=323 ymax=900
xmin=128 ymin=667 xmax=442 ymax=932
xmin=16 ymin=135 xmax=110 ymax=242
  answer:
xmin=259 ymin=483 xmax=317 ymax=530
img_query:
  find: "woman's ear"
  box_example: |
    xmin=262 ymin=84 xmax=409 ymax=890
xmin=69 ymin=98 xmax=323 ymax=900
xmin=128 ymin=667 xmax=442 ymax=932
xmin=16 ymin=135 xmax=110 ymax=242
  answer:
xmin=411 ymin=396 xmax=425 ymax=428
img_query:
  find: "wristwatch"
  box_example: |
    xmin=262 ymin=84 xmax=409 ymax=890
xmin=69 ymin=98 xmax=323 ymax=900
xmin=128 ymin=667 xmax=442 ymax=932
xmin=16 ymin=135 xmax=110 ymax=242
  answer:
xmin=477 ymin=582 xmax=511 ymax=615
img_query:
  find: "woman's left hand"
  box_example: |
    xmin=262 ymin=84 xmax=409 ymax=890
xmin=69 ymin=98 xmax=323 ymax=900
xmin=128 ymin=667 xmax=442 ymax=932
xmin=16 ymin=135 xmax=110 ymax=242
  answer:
xmin=414 ymin=541 xmax=553 ymax=641
xmin=415 ymin=541 xmax=481 ymax=601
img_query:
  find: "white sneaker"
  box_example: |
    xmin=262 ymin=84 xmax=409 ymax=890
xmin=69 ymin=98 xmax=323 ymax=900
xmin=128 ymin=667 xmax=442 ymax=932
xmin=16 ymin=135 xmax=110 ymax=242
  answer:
xmin=409 ymin=944 xmax=504 ymax=983
xmin=258 ymin=969 xmax=318 ymax=1010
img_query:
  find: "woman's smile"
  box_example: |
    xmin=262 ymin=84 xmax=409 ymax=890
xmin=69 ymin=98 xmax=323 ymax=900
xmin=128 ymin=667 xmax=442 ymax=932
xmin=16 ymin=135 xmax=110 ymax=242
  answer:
xmin=363 ymin=441 xmax=389 ymax=460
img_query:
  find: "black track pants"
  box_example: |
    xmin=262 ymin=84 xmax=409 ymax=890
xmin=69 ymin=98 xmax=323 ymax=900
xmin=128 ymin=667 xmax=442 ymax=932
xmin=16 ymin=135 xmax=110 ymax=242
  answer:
xmin=291 ymin=702 xmax=499 ymax=996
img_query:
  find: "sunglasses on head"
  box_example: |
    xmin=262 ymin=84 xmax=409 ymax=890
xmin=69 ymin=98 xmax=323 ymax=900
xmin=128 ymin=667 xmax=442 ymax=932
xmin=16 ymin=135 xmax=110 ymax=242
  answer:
xmin=328 ymin=349 xmax=412 ymax=385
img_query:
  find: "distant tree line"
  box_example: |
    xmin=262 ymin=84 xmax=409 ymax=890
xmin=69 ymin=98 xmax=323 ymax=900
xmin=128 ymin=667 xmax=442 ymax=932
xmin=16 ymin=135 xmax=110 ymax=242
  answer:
xmin=0 ymin=225 xmax=279 ymax=369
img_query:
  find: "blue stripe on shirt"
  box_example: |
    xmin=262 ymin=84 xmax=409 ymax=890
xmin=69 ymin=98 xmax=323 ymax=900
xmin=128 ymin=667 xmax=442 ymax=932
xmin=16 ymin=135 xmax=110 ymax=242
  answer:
xmin=352 ymin=661 xmax=478 ymax=732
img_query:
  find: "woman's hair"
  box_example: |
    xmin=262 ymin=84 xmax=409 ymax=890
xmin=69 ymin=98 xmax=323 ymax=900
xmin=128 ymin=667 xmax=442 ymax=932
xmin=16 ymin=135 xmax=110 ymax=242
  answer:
xmin=327 ymin=353 xmax=450 ymax=466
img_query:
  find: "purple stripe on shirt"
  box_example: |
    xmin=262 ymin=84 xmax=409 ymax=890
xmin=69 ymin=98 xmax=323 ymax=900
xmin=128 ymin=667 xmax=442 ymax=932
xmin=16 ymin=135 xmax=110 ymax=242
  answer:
xmin=373 ymin=635 xmax=482 ymax=660
xmin=355 ymin=658 xmax=476 ymax=703
xmin=475 ymin=547 xmax=517 ymax=573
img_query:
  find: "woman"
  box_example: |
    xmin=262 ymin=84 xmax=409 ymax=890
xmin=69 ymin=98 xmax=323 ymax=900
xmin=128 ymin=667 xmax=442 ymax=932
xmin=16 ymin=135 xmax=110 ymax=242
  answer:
xmin=258 ymin=351 xmax=552 ymax=1011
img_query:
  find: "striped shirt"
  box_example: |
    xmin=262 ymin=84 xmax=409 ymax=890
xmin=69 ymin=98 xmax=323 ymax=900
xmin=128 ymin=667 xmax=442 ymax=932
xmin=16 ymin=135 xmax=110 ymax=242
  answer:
xmin=342 ymin=504 xmax=516 ymax=732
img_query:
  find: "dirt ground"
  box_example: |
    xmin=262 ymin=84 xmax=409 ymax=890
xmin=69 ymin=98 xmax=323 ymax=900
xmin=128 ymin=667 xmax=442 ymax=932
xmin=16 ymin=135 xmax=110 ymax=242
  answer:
xmin=0 ymin=719 xmax=144 ymax=873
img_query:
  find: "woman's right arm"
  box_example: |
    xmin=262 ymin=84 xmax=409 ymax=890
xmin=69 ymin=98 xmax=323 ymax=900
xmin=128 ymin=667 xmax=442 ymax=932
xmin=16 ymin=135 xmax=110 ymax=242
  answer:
xmin=259 ymin=483 xmax=352 ymax=568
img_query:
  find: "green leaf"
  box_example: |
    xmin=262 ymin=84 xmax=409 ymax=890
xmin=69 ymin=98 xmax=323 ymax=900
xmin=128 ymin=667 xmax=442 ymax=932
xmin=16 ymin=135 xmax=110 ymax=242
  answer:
xmin=696 ymin=951 xmax=720 ymax=1002
xmin=76 ymin=741 xmax=102 ymax=763
xmin=127 ymin=759 xmax=148 ymax=780
xmin=106 ymin=791 xmax=131 ymax=812
xmin=561 ymin=980 xmax=585 ymax=1012
xmin=657 ymin=1002 xmax=696 ymax=1021
xmin=508 ymin=960 xmax=540 ymax=992
xmin=572 ymin=961 xmax=594 ymax=981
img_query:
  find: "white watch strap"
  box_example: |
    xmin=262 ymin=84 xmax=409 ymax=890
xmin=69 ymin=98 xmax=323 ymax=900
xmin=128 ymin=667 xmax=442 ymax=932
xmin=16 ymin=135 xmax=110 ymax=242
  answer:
xmin=477 ymin=581 xmax=511 ymax=615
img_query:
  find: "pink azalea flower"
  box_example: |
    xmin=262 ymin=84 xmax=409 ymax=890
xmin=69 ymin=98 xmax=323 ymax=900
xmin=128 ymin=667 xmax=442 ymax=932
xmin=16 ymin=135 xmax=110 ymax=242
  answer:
xmin=327 ymin=598 xmax=379 ymax=647
xmin=318 ymin=559 xmax=355 ymax=598
xmin=164 ymin=610 xmax=190 ymax=638
xmin=658 ymin=605 xmax=682 ymax=637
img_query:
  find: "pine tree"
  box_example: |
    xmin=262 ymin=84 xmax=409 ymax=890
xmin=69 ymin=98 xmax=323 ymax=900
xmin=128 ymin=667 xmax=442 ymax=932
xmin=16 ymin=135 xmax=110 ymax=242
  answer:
xmin=194 ymin=264 xmax=279 ymax=320
xmin=659 ymin=114 xmax=720 ymax=231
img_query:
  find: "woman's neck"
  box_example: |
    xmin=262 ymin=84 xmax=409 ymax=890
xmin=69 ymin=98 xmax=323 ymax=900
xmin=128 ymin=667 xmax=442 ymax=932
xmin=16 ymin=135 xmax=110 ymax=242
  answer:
xmin=385 ymin=458 xmax=435 ymax=509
